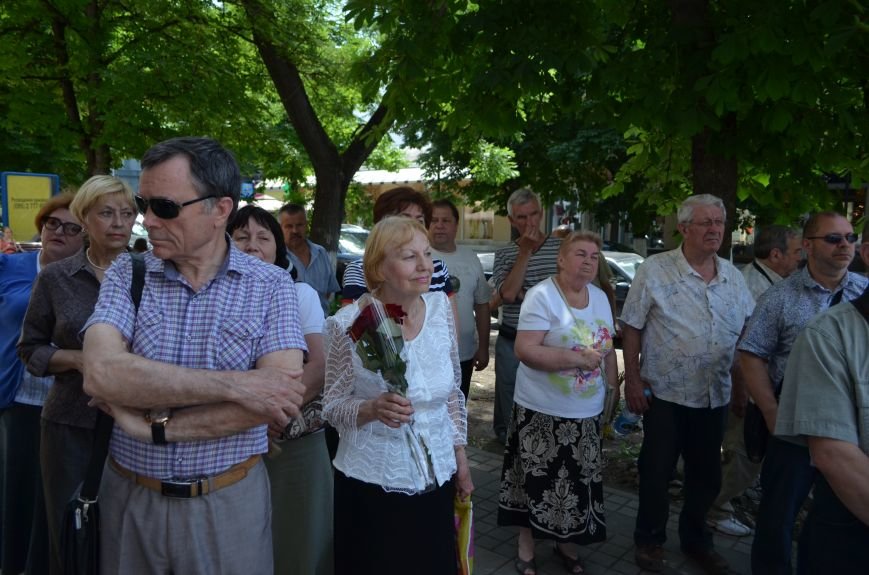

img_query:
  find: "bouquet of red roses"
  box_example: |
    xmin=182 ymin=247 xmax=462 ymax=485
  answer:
xmin=347 ymin=294 xmax=434 ymax=488
xmin=347 ymin=294 xmax=409 ymax=396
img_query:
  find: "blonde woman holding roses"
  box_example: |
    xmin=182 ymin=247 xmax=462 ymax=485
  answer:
xmin=323 ymin=216 xmax=473 ymax=575
xmin=498 ymin=231 xmax=619 ymax=575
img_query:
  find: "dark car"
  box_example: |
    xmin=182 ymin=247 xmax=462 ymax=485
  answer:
xmin=336 ymin=224 xmax=369 ymax=286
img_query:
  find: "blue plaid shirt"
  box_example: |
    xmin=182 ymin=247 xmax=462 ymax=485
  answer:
xmin=738 ymin=266 xmax=867 ymax=390
xmin=83 ymin=240 xmax=306 ymax=478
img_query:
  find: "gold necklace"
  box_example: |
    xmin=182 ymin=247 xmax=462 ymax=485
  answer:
xmin=86 ymin=248 xmax=109 ymax=271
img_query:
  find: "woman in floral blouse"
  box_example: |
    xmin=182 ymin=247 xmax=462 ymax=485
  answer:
xmin=498 ymin=230 xmax=619 ymax=575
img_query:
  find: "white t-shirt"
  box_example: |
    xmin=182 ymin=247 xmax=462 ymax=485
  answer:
xmin=431 ymin=246 xmax=492 ymax=361
xmin=295 ymin=281 xmax=324 ymax=336
xmin=515 ymin=277 xmax=615 ymax=419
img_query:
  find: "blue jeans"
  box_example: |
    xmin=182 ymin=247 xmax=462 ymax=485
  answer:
xmin=633 ymin=398 xmax=727 ymax=553
xmin=493 ymin=334 xmax=518 ymax=437
xmin=751 ymin=436 xmax=816 ymax=575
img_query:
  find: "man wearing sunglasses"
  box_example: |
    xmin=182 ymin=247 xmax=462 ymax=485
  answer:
xmin=81 ymin=137 xmax=307 ymax=574
xmin=739 ymin=211 xmax=867 ymax=575
xmin=772 ymin=226 xmax=869 ymax=572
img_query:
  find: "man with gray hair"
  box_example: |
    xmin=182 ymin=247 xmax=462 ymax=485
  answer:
xmin=742 ymin=225 xmax=803 ymax=300
xmin=491 ymin=188 xmax=560 ymax=443
xmin=82 ymin=137 xmax=306 ymax=573
xmin=621 ymin=194 xmax=754 ymax=574
xmin=707 ymin=224 xmax=802 ymax=537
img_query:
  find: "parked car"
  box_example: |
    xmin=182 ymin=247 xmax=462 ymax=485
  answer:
xmin=603 ymin=250 xmax=644 ymax=318
xmin=130 ymin=214 xmax=150 ymax=250
xmin=336 ymin=224 xmax=369 ymax=286
xmin=601 ymin=240 xmax=638 ymax=253
xmin=476 ymin=251 xmax=494 ymax=281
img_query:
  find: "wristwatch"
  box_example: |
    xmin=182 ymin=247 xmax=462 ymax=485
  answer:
xmin=145 ymin=409 xmax=171 ymax=445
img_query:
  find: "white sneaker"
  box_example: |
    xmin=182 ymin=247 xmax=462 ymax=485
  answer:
xmin=707 ymin=515 xmax=753 ymax=537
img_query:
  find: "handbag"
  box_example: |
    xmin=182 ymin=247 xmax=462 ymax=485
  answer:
xmin=60 ymin=253 xmax=145 ymax=575
xmin=743 ymin=400 xmax=768 ymax=464
xmin=454 ymin=494 xmax=474 ymax=575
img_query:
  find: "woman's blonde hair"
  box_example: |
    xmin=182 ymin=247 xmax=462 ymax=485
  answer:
xmin=559 ymin=230 xmax=602 ymax=258
xmin=69 ymin=175 xmax=136 ymax=223
xmin=363 ymin=216 xmax=428 ymax=292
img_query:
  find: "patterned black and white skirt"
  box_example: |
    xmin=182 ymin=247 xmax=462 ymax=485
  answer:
xmin=497 ymin=403 xmax=607 ymax=545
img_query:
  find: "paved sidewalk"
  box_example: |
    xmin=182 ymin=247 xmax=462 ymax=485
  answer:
xmin=466 ymin=446 xmax=751 ymax=575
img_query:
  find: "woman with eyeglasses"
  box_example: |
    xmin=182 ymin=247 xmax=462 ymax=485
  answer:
xmin=228 ymin=205 xmax=334 ymax=575
xmin=18 ymin=175 xmax=136 ymax=575
xmin=0 ymin=193 xmax=82 ymax=575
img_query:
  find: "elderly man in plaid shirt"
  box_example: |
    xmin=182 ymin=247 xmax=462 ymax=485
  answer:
xmin=82 ymin=137 xmax=306 ymax=574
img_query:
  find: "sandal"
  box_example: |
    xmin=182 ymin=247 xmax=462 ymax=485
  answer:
xmin=514 ymin=556 xmax=537 ymax=575
xmin=554 ymin=543 xmax=585 ymax=574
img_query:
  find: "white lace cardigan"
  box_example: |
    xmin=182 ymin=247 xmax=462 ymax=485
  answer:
xmin=323 ymin=291 xmax=467 ymax=493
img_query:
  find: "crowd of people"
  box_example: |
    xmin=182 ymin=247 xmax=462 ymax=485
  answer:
xmin=0 ymin=134 xmax=866 ymax=575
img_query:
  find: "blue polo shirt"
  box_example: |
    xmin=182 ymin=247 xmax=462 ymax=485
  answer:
xmin=287 ymin=239 xmax=339 ymax=317
xmin=0 ymin=250 xmax=39 ymax=407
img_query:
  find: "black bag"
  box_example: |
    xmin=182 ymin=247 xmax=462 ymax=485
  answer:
xmin=60 ymin=412 xmax=113 ymax=575
xmin=743 ymin=400 xmax=769 ymax=463
xmin=59 ymin=253 xmax=145 ymax=575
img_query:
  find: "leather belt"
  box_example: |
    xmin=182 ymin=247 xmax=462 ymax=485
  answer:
xmin=109 ymin=455 xmax=260 ymax=498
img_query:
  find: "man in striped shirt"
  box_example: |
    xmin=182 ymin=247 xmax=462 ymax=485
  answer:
xmin=82 ymin=137 xmax=307 ymax=574
xmin=491 ymin=188 xmax=560 ymax=443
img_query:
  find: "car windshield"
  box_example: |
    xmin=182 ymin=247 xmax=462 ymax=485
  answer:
xmin=339 ymin=230 xmax=367 ymax=255
xmin=611 ymin=255 xmax=643 ymax=279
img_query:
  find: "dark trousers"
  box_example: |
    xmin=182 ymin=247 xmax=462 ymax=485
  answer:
xmin=334 ymin=470 xmax=456 ymax=575
xmin=459 ymin=358 xmax=473 ymax=401
xmin=751 ymin=436 xmax=816 ymax=575
xmin=634 ymin=398 xmax=727 ymax=553
xmin=799 ymin=474 xmax=869 ymax=574
xmin=1 ymin=403 xmax=49 ymax=575
xmin=493 ymin=334 xmax=518 ymax=437
xmin=41 ymin=419 xmax=94 ymax=575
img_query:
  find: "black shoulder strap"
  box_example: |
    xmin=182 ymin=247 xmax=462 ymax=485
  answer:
xmin=752 ymin=261 xmax=774 ymax=286
xmin=853 ymin=285 xmax=869 ymax=325
xmin=80 ymin=254 xmax=147 ymax=500
xmin=130 ymin=253 xmax=145 ymax=312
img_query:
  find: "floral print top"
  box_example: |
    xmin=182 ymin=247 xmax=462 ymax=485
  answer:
xmin=515 ymin=278 xmax=614 ymax=419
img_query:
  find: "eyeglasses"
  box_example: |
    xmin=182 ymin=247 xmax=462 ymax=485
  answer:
xmin=690 ymin=219 xmax=726 ymax=228
xmin=135 ymin=195 xmax=216 ymax=220
xmin=42 ymin=217 xmax=83 ymax=236
xmin=806 ymin=233 xmax=858 ymax=245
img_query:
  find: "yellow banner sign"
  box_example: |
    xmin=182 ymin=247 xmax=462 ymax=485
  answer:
xmin=1 ymin=172 xmax=60 ymax=241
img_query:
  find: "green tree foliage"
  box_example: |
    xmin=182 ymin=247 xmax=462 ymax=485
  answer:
xmin=0 ymin=0 xmax=292 ymax=183
xmin=360 ymin=0 xmax=866 ymax=246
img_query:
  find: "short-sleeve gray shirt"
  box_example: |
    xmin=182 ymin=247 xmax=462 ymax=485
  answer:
xmin=775 ymin=292 xmax=869 ymax=453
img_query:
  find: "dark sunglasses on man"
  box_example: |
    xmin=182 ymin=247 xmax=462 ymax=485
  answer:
xmin=805 ymin=233 xmax=859 ymax=245
xmin=42 ymin=216 xmax=83 ymax=236
xmin=135 ymin=195 xmax=216 ymax=220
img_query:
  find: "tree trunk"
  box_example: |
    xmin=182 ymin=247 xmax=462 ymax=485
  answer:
xmin=242 ymin=0 xmax=392 ymax=253
xmin=692 ymin=122 xmax=737 ymax=257
xmin=670 ymin=0 xmax=739 ymax=258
